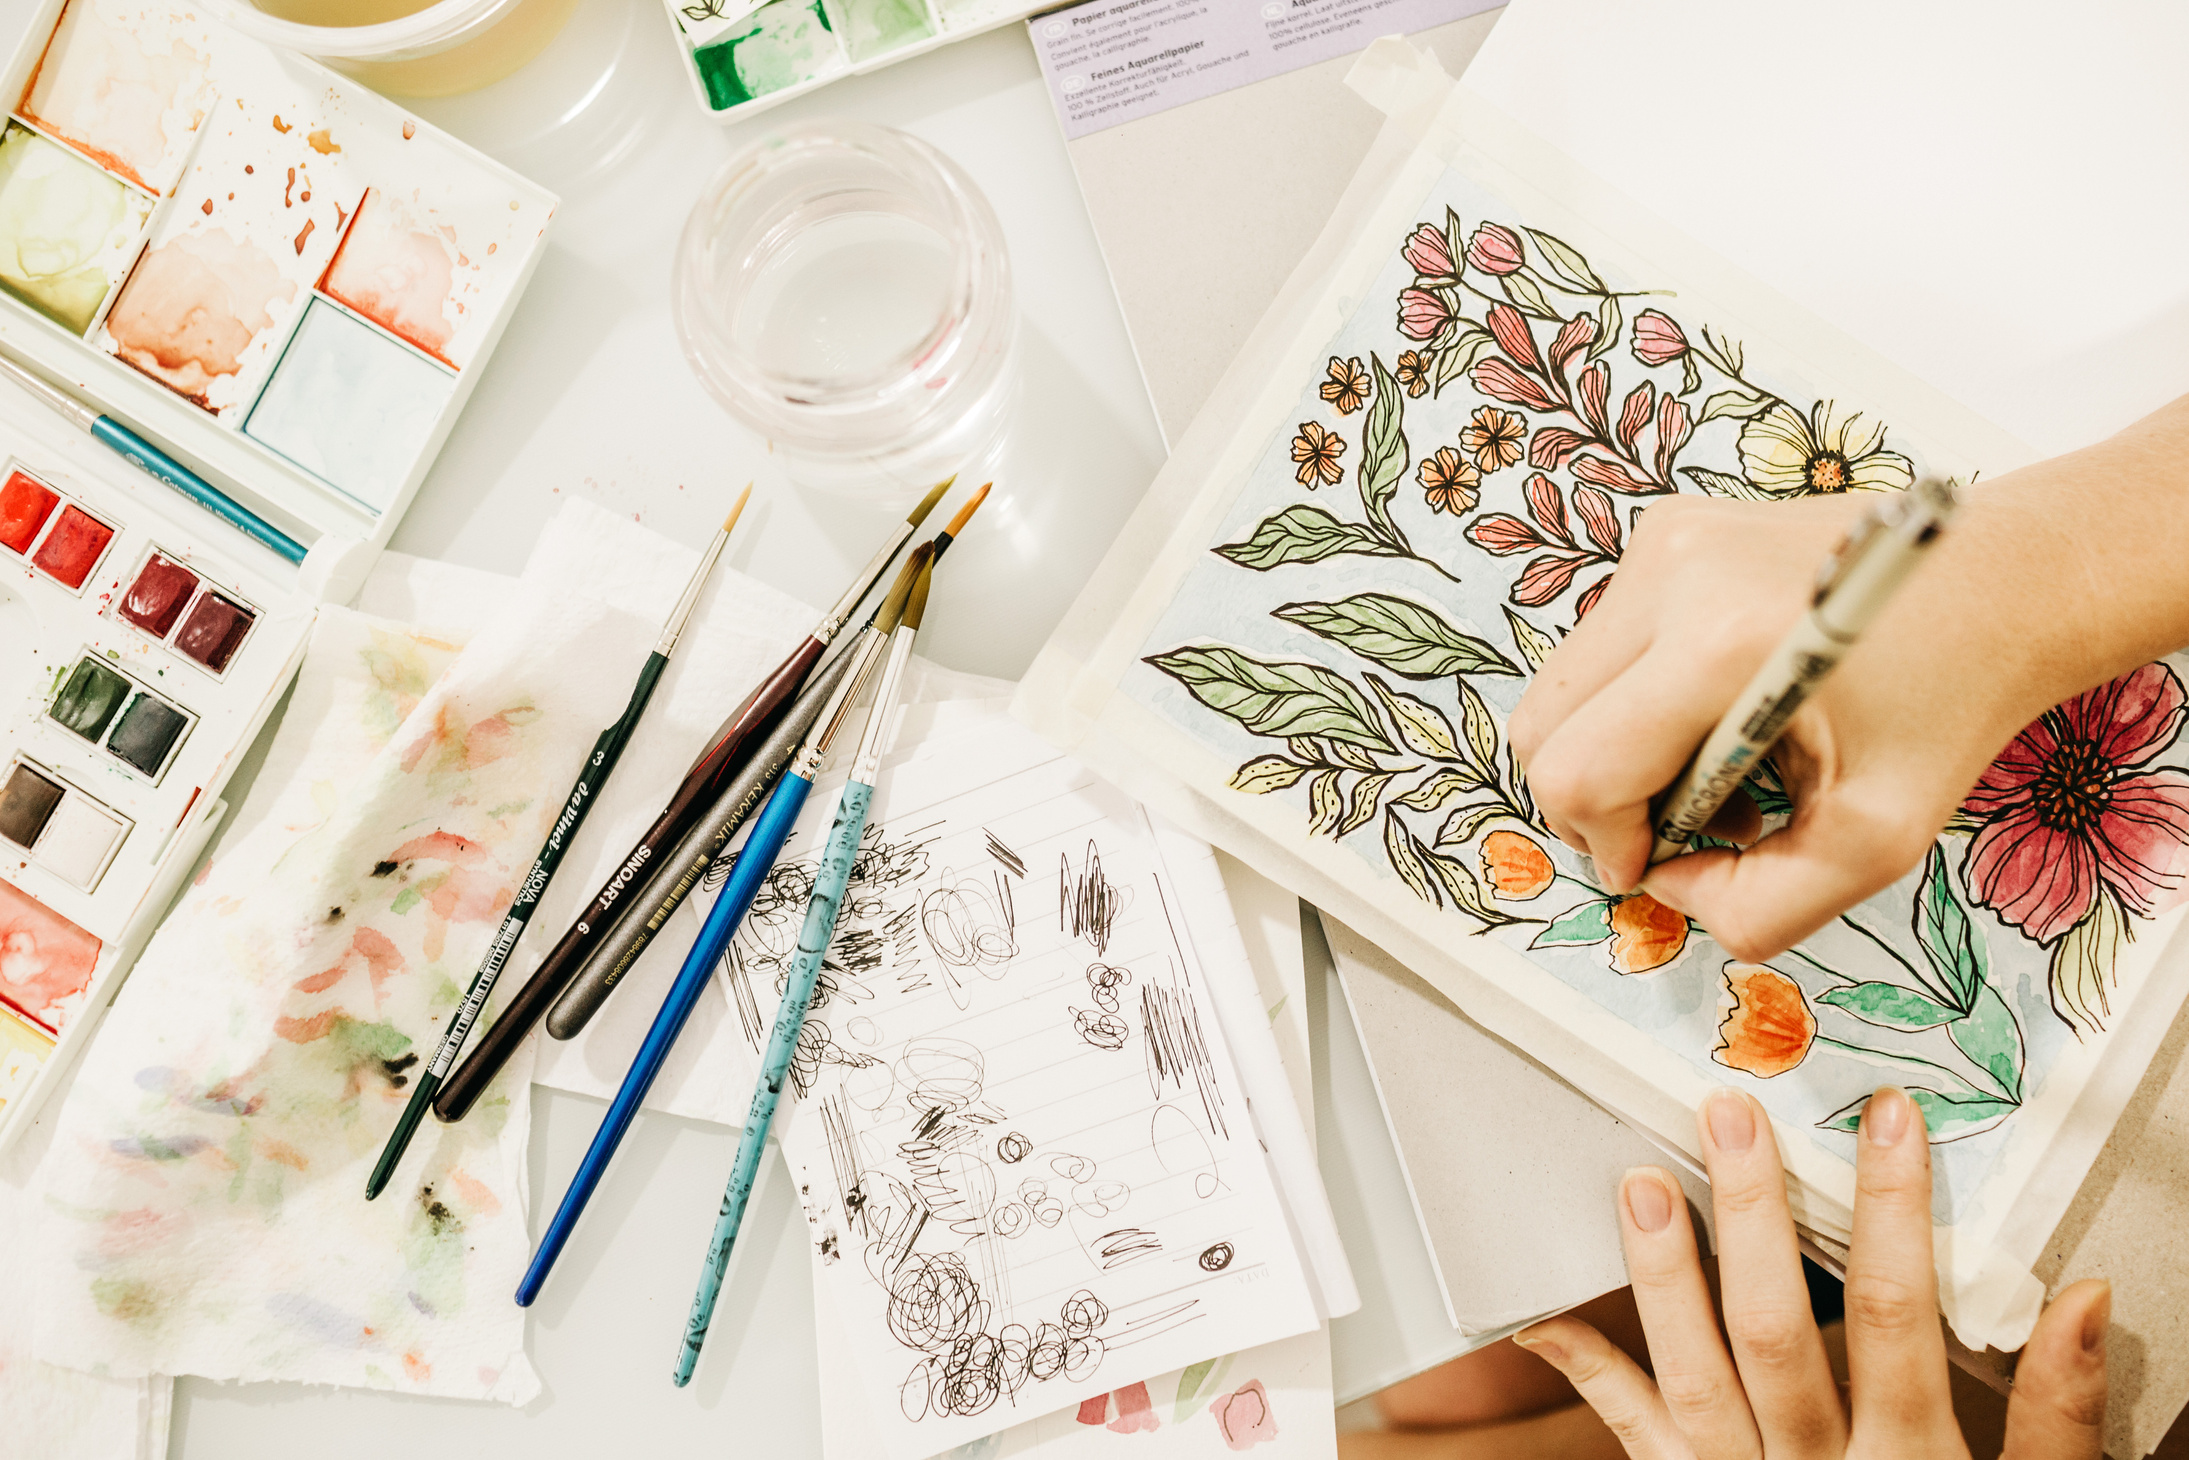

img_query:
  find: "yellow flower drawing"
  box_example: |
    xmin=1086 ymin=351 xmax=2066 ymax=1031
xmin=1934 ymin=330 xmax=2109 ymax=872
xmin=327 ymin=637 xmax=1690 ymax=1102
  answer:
xmin=1737 ymin=401 xmax=1915 ymax=496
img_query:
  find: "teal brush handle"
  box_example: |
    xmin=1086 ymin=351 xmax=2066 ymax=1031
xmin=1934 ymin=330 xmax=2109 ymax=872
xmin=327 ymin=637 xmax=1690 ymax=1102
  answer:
xmin=90 ymin=416 xmax=307 ymax=563
xmin=675 ymin=777 xmax=873 ymax=1386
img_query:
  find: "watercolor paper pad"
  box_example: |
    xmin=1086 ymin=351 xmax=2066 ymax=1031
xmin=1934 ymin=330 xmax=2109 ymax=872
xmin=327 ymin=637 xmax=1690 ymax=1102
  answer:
xmin=1013 ymin=52 xmax=2189 ymax=1357
xmin=243 ymin=297 xmax=453 ymax=514
xmin=33 ymin=583 xmax=654 ymax=1401
xmin=19 ymin=0 xmax=220 ymax=197
xmin=0 ymin=123 xmax=150 ymax=335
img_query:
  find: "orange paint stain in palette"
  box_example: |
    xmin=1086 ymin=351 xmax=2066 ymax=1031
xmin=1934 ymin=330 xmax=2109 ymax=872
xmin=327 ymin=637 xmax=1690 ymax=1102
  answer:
xmin=0 ymin=0 xmax=557 ymax=1153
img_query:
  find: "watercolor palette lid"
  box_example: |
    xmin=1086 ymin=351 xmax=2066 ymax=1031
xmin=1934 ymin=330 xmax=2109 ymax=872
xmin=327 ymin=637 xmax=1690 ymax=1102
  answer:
xmin=0 ymin=0 xmax=557 ymax=602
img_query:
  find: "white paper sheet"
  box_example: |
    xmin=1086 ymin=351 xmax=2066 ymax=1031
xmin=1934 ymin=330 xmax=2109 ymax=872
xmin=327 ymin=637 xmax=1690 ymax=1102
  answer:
xmin=805 ymin=746 xmax=1340 ymax=1460
xmin=728 ymin=714 xmax=1320 ymax=1460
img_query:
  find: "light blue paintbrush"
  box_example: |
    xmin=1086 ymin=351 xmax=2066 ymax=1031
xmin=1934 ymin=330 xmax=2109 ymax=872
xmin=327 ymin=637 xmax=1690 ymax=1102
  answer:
xmin=511 ymin=544 xmax=928 ymax=1308
xmin=673 ymin=551 xmax=936 ymax=1387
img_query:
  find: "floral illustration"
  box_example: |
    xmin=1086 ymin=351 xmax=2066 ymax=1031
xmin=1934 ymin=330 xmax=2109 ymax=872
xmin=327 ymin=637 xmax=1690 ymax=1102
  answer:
xmin=1395 ymin=350 xmax=1431 ymax=398
xmin=1321 ymin=356 xmax=1370 ymax=415
xmin=1417 ymin=447 xmax=1480 ymax=516
xmin=1715 ymin=963 xmax=1816 ymax=1077
xmin=1289 ymin=421 xmax=1345 ymax=488
xmin=1961 ymin=661 xmax=2189 ymax=1031
xmin=1736 ymin=401 xmax=1914 ymax=496
xmin=1137 ymin=184 xmax=2188 ymax=1157
xmin=1460 ymin=405 xmax=1527 ymax=473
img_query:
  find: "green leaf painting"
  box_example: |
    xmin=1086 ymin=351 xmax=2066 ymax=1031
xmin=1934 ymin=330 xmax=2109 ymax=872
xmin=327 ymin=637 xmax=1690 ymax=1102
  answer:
xmin=1275 ymin=595 xmax=1521 ymax=680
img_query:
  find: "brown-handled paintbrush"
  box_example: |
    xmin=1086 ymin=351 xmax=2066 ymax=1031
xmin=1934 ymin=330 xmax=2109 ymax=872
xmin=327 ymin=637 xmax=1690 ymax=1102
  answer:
xmin=433 ymin=479 xmax=953 ymax=1123
xmin=542 ymin=482 xmax=995 ymax=1040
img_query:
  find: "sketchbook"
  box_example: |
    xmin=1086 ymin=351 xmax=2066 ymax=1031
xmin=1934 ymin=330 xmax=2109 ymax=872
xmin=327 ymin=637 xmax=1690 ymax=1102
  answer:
xmin=1014 ymin=38 xmax=2189 ymax=1353
xmin=686 ymin=706 xmax=1336 ymax=1460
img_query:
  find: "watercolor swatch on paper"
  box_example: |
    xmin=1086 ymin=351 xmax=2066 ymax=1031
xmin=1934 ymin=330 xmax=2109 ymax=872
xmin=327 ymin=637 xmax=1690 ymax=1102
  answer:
xmin=245 ymin=297 xmax=454 ymax=514
xmin=0 ymin=123 xmax=150 ymax=335
xmin=19 ymin=0 xmax=218 ymax=196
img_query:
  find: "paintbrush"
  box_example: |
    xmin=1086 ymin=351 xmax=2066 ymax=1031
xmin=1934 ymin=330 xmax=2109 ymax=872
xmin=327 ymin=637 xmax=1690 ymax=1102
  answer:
xmin=542 ymin=482 xmax=992 ymax=1040
xmin=432 ymin=481 xmax=952 ymax=1124
xmin=674 ymin=552 xmax=935 ymax=1385
xmin=513 ymin=546 xmax=932 ymax=1306
xmin=363 ymin=487 xmax=754 ymax=1199
xmin=0 ymin=347 xmax=308 ymax=564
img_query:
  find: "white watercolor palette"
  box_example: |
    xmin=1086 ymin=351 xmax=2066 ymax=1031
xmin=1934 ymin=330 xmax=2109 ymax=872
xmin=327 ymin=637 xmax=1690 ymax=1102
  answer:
xmin=0 ymin=393 xmax=313 ymax=1155
xmin=0 ymin=0 xmax=556 ymax=573
xmin=665 ymin=0 xmax=1046 ymax=122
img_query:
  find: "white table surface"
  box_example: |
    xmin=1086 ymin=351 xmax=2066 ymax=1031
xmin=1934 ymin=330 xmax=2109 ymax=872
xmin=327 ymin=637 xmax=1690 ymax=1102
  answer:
xmin=27 ymin=0 xmax=1476 ymax=1449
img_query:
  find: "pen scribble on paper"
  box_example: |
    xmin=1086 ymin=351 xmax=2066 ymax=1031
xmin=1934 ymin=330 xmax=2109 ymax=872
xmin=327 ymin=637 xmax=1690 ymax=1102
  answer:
xmin=1141 ymin=983 xmax=1228 ymax=1139
xmin=758 ymin=759 xmax=1299 ymax=1445
xmin=1059 ymin=842 xmax=1125 ymax=954
xmin=1198 ymin=1242 xmax=1235 ymax=1272
xmin=1093 ymin=1229 xmax=1162 ymax=1270
xmin=984 ymin=829 xmax=1027 ymax=879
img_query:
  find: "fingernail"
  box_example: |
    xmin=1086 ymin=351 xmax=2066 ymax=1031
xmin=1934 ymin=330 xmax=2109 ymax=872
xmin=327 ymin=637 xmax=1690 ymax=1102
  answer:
xmin=1514 ymin=1331 xmax=1565 ymax=1365
xmin=1705 ymin=1088 xmax=1754 ymax=1152
xmin=2083 ymin=1283 xmax=2112 ymax=1356
xmin=1864 ymin=1088 xmax=1911 ymax=1147
xmin=1623 ymin=1169 xmax=1673 ymax=1233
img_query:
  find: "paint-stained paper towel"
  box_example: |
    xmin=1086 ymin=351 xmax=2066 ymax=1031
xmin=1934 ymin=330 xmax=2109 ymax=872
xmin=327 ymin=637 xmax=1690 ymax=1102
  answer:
xmin=3 ymin=1151 xmax=169 ymax=1459
xmin=34 ymin=579 xmax=651 ymax=1400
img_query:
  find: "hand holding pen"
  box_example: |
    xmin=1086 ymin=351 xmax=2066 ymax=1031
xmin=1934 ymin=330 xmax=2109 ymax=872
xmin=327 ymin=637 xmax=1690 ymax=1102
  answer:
xmin=1508 ymin=485 xmax=1978 ymax=963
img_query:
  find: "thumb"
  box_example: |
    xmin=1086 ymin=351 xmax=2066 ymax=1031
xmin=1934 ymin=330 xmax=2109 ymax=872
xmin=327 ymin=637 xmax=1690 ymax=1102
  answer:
xmin=2002 ymin=1279 xmax=2109 ymax=1460
xmin=1641 ymin=792 xmax=1923 ymax=962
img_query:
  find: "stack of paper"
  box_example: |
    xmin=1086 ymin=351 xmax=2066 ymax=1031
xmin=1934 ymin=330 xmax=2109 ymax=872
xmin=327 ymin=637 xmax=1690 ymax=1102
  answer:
xmin=684 ymin=701 xmax=1357 ymax=1456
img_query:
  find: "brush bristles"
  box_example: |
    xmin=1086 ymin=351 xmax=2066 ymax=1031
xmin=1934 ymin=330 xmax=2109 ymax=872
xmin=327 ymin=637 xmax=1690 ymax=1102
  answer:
xmin=901 ymin=558 xmax=935 ymax=633
xmin=722 ymin=482 xmax=754 ymax=535
xmin=905 ymin=477 xmax=955 ymax=529
xmin=874 ymin=542 xmax=934 ymax=634
xmin=941 ymin=482 xmax=991 ymax=539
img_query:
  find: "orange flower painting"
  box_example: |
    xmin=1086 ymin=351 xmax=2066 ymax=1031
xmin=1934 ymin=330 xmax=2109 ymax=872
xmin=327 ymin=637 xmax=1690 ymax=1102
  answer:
xmin=1713 ymin=963 xmax=1816 ymax=1078
xmin=1608 ymin=893 xmax=1687 ymax=974
xmin=1480 ymin=830 xmax=1552 ymax=900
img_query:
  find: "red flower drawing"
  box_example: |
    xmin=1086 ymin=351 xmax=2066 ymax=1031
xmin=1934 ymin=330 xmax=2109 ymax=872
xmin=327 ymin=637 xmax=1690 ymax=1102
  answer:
xmin=1631 ymin=309 xmax=1688 ymax=366
xmin=1397 ymin=288 xmax=1452 ymax=341
xmin=1963 ymin=662 xmax=2189 ymax=943
xmin=1402 ymin=223 xmax=1454 ymax=279
xmin=1466 ymin=222 xmax=1524 ymax=276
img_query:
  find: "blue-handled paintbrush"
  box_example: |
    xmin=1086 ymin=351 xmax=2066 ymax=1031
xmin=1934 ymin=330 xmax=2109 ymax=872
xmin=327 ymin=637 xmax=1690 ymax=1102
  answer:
xmin=673 ymin=549 xmax=936 ymax=1385
xmin=512 ymin=543 xmax=932 ymax=1306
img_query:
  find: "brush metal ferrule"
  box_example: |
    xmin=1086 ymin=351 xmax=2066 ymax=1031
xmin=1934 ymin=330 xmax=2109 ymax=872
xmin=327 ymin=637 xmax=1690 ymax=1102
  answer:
xmin=655 ymin=524 xmax=735 ymax=657
xmin=815 ymin=522 xmax=916 ymax=645
xmin=850 ymin=626 xmax=917 ymax=785
xmin=0 ymin=353 xmax=97 ymax=433
xmin=791 ymin=629 xmax=888 ymax=780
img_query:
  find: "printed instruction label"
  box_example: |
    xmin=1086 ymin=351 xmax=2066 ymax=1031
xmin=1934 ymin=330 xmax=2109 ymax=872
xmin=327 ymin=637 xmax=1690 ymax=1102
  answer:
xmin=1029 ymin=0 xmax=1499 ymax=140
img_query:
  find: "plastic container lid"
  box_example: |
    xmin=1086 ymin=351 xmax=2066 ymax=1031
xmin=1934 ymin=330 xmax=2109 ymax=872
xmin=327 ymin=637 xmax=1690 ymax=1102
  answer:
xmin=201 ymin=0 xmax=525 ymax=61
